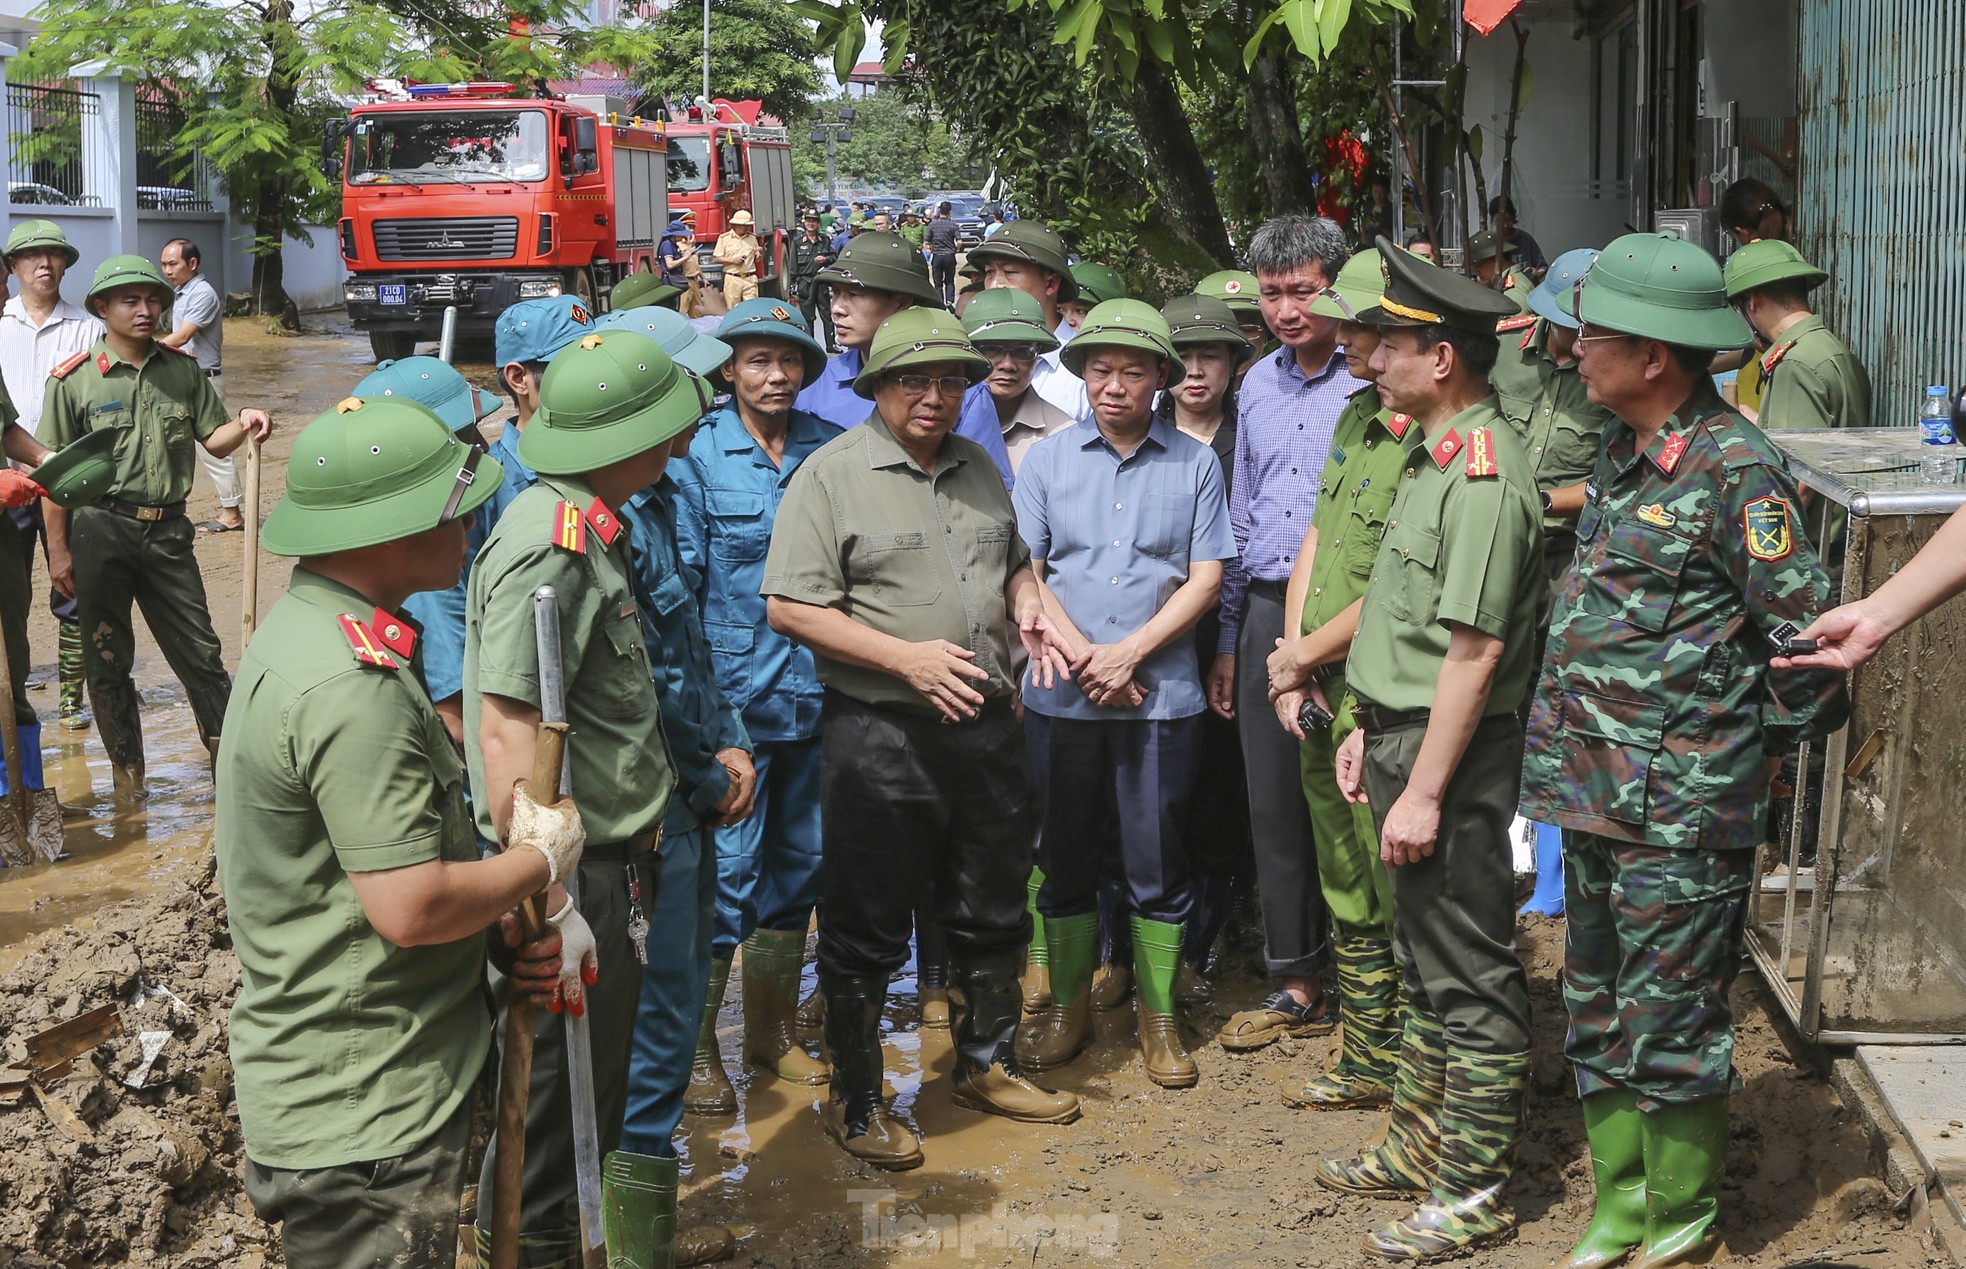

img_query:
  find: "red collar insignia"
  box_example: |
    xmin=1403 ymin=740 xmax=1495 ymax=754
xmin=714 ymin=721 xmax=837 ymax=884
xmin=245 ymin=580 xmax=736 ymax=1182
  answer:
xmin=338 ymin=614 xmax=399 ymax=671
xmin=585 ymin=497 xmax=623 ymax=548
xmin=1464 ymin=428 xmax=1498 ymax=478
xmin=1430 ymin=428 xmax=1464 ymax=470
xmin=1385 ymin=412 xmax=1412 ymax=439
xmin=1520 ymin=325 xmax=1538 ymax=351
xmin=96 ymin=352 xmax=112 ymax=376
xmin=1653 ymin=431 xmax=1689 ymax=475
xmin=371 ymin=608 xmax=417 ymax=660
xmin=552 ymin=500 xmax=588 ymax=554
xmin=1760 ymin=340 xmax=1794 ymax=375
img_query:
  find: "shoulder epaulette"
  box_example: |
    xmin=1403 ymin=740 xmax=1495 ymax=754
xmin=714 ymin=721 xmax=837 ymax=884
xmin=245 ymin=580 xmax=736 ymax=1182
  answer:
xmin=1760 ymin=340 xmax=1796 ymax=375
xmin=338 ymin=614 xmax=400 ymax=671
xmin=1463 ymin=427 xmax=1499 ymax=478
xmin=552 ymin=496 xmax=624 ymax=554
xmin=49 ymin=351 xmax=89 ymax=381
xmin=1495 ymin=313 xmax=1538 ymax=334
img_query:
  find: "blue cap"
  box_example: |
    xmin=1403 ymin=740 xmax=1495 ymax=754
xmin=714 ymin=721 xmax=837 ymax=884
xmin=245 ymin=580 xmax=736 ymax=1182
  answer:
xmin=354 ymin=357 xmax=502 ymax=433
xmin=595 ymin=305 xmax=733 ymax=377
xmin=1528 ymin=248 xmax=1602 ymax=330
xmin=716 ymin=298 xmax=828 ymax=383
xmin=665 ymin=220 xmax=690 ymax=238
xmin=494 ymin=295 xmax=597 ymax=367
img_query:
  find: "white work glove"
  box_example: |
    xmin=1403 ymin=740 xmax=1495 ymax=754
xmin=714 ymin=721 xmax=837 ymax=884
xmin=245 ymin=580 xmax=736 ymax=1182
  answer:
xmin=545 ymin=894 xmax=599 ymax=1017
xmin=507 ymin=782 xmax=586 ymax=886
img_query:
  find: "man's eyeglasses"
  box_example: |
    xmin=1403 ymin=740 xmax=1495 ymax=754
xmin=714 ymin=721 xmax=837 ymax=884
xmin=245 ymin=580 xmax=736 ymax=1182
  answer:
xmin=980 ymin=344 xmax=1040 ymax=365
xmin=893 ymin=373 xmax=971 ymax=396
xmin=1574 ymin=324 xmax=1631 ymax=344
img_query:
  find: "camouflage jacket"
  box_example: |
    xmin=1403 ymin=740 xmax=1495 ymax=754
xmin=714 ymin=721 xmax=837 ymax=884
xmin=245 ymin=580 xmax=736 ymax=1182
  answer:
xmin=1519 ymin=382 xmax=1849 ymax=850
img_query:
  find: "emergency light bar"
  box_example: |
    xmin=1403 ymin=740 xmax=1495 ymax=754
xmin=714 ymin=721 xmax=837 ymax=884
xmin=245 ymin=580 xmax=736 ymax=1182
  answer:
xmin=405 ymin=82 xmax=516 ymax=98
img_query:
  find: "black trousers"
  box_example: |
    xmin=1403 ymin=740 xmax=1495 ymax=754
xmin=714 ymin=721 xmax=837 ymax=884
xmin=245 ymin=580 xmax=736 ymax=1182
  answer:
xmin=1235 ymin=583 xmax=1328 ymax=978
xmin=930 ymin=253 xmax=959 ymax=307
xmin=1028 ymin=711 xmax=1199 ymax=926
xmin=801 ymin=283 xmax=834 ymax=350
xmin=817 ymin=693 xmax=1035 ymax=978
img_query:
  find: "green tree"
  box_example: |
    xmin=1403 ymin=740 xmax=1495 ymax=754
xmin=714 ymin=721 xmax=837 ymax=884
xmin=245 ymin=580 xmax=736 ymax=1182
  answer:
xmin=16 ymin=0 xmax=664 ymax=323
xmin=789 ymin=91 xmax=979 ymax=200
xmin=630 ymin=0 xmax=823 ymax=126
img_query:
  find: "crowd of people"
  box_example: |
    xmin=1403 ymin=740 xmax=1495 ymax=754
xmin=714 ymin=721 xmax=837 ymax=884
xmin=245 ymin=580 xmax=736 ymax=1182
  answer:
xmin=11 ymin=171 xmax=1966 ymax=1269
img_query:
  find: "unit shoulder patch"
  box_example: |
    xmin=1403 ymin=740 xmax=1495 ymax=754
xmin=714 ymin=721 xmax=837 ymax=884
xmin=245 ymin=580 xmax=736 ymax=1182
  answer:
xmin=338 ymin=614 xmax=400 ymax=671
xmin=1743 ymin=495 xmax=1794 ymax=562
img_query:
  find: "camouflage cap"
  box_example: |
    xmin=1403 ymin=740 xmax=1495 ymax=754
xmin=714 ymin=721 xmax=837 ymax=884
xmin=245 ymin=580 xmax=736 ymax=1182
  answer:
xmin=851 ymin=308 xmax=988 ymax=399
xmin=1722 ymin=239 xmax=1828 ymax=299
xmin=967 ymin=221 xmax=1078 ymax=301
xmin=814 ymin=231 xmax=939 ymax=305
xmin=1061 ymin=299 xmax=1178 ymax=377
xmin=4 ymin=219 xmax=78 ymax=267
xmin=522 ymin=331 xmax=709 ymax=474
xmin=1561 ymin=232 xmax=1753 ymax=350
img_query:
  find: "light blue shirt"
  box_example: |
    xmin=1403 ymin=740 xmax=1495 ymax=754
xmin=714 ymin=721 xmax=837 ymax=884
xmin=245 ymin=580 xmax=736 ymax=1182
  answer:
xmin=793 ymin=348 xmax=866 ymax=431
xmin=670 ymin=404 xmax=841 ymax=742
xmin=402 ymin=422 xmax=539 ymax=704
xmin=1012 ymin=417 xmax=1235 ymax=721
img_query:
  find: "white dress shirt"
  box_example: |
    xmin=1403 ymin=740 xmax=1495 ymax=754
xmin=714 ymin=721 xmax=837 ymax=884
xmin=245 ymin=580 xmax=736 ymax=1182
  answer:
xmin=1 ymin=295 xmax=104 ymax=436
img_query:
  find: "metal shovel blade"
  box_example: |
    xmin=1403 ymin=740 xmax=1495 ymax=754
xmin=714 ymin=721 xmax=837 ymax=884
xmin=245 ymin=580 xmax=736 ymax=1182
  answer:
xmin=28 ymin=788 xmax=63 ymax=862
xmin=0 ymin=799 xmax=30 ymax=867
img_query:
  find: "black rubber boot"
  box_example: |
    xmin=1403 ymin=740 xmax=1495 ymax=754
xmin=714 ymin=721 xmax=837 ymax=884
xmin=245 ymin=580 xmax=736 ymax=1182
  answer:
xmin=820 ymin=974 xmax=921 ymax=1170
xmin=949 ymin=954 xmax=1080 ymax=1124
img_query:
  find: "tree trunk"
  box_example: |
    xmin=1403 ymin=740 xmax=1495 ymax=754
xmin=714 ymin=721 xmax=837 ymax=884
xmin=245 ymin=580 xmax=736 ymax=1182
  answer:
xmin=1497 ymin=20 xmax=1531 ymax=215
xmin=1245 ymin=49 xmax=1318 ymax=217
xmin=251 ymin=0 xmax=300 ymax=327
xmin=1117 ymin=58 xmax=1235 ymax=265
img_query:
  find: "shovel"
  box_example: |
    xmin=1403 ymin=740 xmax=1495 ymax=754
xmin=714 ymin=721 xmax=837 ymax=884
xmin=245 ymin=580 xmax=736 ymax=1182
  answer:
xmin=0 ymin=625 xmax=63 ymax=865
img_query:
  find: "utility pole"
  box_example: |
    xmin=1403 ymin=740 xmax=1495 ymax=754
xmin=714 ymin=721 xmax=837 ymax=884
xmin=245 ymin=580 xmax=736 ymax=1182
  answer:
xmin=701 ymin=0 xmax=711 ymax=106
xmin=809 ymin=106 xmax=854 ymax=205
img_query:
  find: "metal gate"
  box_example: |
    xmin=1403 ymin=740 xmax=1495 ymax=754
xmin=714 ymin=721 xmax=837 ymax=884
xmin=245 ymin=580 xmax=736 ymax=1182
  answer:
xmin=1799 ymin=0 xmax=1966 ymax=431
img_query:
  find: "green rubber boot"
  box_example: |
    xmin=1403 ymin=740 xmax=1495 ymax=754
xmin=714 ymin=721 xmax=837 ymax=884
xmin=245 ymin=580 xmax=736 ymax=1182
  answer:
xmin=740 ymin=928 xmax=831 ymax=1085
xmin=1020 ymin=867 xmax=1052 ymax=1012
xmin=1131 ymin=915 xmax=1196 ymax=1088
xmin=1287 ymin=935 xmax=1401 ymax=1110
xmin=603 ymin=1149 xmax=677 ymax=1269
xmin=1016 ymin=911 xmax=1098 ymax=1071
xmin=1630 ymin=1098 xmax=1731 ymax=1269
xmin=1316 ymin=1005 xmax=1448 ymax=1196
xmin=1564 ymin=1090 xmax=1647 ymax=1269
xmin=1363 ymin=1046 xmax=1531 ymax=1261
xmin=56 ymin=621 xmax=88 ymax=730
xmin=683 ymin=958 xmax=736 ymax=1115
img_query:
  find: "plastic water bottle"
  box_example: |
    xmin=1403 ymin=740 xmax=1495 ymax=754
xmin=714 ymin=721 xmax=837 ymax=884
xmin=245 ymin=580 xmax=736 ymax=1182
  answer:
xmin=1920 ymin=385 xmax=1958 ymax=483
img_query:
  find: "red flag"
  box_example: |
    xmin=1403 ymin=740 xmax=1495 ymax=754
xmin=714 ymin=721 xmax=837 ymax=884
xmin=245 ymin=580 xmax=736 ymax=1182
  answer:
xmin=1464 ymin=0 xmax=1526 ymax=36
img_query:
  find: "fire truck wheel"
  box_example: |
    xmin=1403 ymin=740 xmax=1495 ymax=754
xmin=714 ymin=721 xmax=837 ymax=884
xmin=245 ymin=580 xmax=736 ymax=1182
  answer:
xmin=368 ymin=329 xmax=418 ymax=363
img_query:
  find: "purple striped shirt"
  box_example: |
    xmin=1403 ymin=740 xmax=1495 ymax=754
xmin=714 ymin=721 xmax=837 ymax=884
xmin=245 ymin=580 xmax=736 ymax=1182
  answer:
xmin=1220 ymin=343 xmax=1363 ymax=653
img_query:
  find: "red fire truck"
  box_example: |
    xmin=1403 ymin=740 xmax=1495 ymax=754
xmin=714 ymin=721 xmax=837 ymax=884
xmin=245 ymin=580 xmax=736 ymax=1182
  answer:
xmin=663 ymin=99 xmax=796 ymax=292
xmin=327 ymin=82 xmax=669 ymax=361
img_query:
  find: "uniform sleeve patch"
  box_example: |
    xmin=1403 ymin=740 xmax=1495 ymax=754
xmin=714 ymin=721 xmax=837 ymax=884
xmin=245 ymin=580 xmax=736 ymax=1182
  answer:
xmin=1744 ymin=496 xmax=1794 ymax=561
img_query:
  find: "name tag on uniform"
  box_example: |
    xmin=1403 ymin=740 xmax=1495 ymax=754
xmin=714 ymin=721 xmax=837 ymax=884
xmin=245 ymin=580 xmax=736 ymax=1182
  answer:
xmin=1330 ymin=444 xmax=1347 ymax=467
xmin=92 ymin=400 xmax=125 ymax=414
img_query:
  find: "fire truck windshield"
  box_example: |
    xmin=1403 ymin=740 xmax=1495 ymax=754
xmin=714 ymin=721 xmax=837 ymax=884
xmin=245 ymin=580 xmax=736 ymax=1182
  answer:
xmin=668 ymin=137 xmax=711 ymax=193
xmin=348 ymin=110 xmax=551 ymax=185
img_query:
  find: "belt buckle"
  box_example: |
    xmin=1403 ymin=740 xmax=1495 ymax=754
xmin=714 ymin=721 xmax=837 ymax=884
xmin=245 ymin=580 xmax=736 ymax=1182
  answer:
xmin=136 ymin=505 xmax=165 ymax=522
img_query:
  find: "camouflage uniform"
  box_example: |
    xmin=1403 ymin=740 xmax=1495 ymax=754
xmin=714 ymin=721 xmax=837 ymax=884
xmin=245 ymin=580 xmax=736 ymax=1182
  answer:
xmin=1520 ymin=380 xmax=1848 ymax=1107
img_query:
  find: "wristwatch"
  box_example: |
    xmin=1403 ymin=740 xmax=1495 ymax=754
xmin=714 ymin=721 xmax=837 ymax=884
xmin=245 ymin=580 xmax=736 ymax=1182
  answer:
xmin=1539 ymin=489 xmax=1554 ymax=514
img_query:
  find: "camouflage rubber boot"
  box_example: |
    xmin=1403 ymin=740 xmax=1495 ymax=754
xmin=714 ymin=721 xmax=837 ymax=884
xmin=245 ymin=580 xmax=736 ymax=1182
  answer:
xmin=1020 ymin=867 xmax=1052 ymax=1013
xmin=1131 ymin=915 xmax=1197 ymax=1088
xmin=684 ymin=958 xmax=737 ymax=1115
xmin=1363 ymin=1047 xmax=1531 ymax=1261
xmin=1564 ymin=1089 xmax=1647 ymax=1269
xmin=1286 ymin=936 xmax=1401 ymax=1110
xmin=602 ymin=1149 xmax=678 ymax=1269
xmin=1016 ymin=912 xmax=1098 ymax=1071
xmin=741 ymin=928 xmax=831 ymax=1085
xmin=1315 ymin=1006 xmax=1448 ymax=1195
xmin=1629 ymin=1098 xmax=1730 ymax=1269
xmin=56 ymin=621 xmax=88 ymax=731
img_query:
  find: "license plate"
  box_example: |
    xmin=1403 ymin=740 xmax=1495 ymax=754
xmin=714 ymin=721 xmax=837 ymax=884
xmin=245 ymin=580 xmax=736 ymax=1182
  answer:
xmin=378 ymin=284 xmax=408 ymax=306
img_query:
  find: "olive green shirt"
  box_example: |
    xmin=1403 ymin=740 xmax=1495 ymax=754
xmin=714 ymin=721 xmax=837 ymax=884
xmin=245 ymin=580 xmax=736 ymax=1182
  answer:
xmin=466 ymin=474 xmax=675 ymax=844
xmin=41 ymin=339 xmax=228 ymax=504
xmin=1345 ymin=396 xmax=1545 ymax=715
xmin=217 ymin=571 xmax=487 ymax=1170
xmin=1489 ymin=318 xmax=1615 ymax=530
xmin=1498 ymin=265 xmax=1534 ymax=313
xmin=761 ymin=416 xmax=1033 ymax=710
xmin=1757 ymin=314 xmax=1872 ymax=431
xmin=1299 ymin=387 xmax=1412 ymax=636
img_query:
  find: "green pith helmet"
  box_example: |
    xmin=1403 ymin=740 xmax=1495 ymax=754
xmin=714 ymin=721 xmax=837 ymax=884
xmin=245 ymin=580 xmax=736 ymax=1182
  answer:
xmin=967 ymin=221 xmax=1078 ymax=301
xmin=816 ymin=231 xmax=939 ymax=304
xmin=1070 ymin=261 xmax=1129 ymax=307
xmin=1061 ymin=298 xmax=1178 ymax=377
xmin=4 ymin=219 xmax=78 ymax=267
xmin=1308 ymin=247 xmax=1387 ymax=322
xmin=33 ymin=428 xmax=118 ymax=509
xmin=851 ymin=308 xmax=988 ymax=399
xmin=717 ymin=297 xmax=829 ymax=383
xmin=261 ymin=397 xmax=502 ymax=556
xmin=1362 ymin=234 xmax=1519 ymax=336
xmin=1195 ymin=269 xmax=1261 ymax=315
xmin=1160 ymin=294 xmax=1255 ymax=367
xmin=86 ymin=254 xmax=170 ymax=306
xmin=961 ymin=287 xmax=1059 ymax=350
xmin=1466 ymin=228 xmax=1515 ymax=264
xmin=1722 ymin=238 xmax=1828 ymax=298
xmin=522 ymin=331 xmax=709 ymax=474
xmin=1561 ymin=231 xmax=1753 ymax=350
xmin=611 ymin=272 xmax=682 ymax=310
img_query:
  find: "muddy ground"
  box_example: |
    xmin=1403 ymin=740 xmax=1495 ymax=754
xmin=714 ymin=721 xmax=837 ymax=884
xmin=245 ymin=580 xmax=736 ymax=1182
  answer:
xmin=0 ymin=321 xmax=1948 ymax=1268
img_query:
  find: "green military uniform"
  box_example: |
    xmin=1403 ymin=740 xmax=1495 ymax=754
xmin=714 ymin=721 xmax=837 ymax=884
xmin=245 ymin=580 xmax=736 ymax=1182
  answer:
xmin=1524 ymin=232 xmax=1851 ymax=1269
xmin=218 ymin=396 xmax=505 ymax=1269
xmin=1466 ymin=229 xmax=1531 ymax=313
xmin=465 ymin=330 xmax=694 ymax=1265
xmin=1315 ymin=240 xmax=1541 ymax=1263
xmin=1724 ymin=239 xmax=1872 ymax=431
xmin=41 ymin=257 xmax=237 ymax=779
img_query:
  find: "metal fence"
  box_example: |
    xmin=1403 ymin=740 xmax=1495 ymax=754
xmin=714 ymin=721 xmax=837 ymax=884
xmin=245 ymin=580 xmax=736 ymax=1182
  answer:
xmin=135 ymin=94 xmax=216 ymax=212
xmin=7 ymin=82 xmax=105 ymax=207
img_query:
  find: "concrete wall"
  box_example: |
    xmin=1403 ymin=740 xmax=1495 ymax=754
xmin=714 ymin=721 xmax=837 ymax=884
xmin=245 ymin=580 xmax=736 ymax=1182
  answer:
xmin=228 ymin=225 xmax=344 ymax=313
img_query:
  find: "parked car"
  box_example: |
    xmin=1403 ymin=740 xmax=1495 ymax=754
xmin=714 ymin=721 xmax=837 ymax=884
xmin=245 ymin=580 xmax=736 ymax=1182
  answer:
xmin=9 ymin=181 xmax=74 ymax=205
xmin=137 ymin=185 xmax=207 ymax=210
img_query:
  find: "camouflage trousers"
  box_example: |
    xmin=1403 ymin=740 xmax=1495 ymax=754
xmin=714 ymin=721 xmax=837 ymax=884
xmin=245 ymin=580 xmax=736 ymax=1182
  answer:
xmin=1562 ymin=834 xmax=1754 ymax=1110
